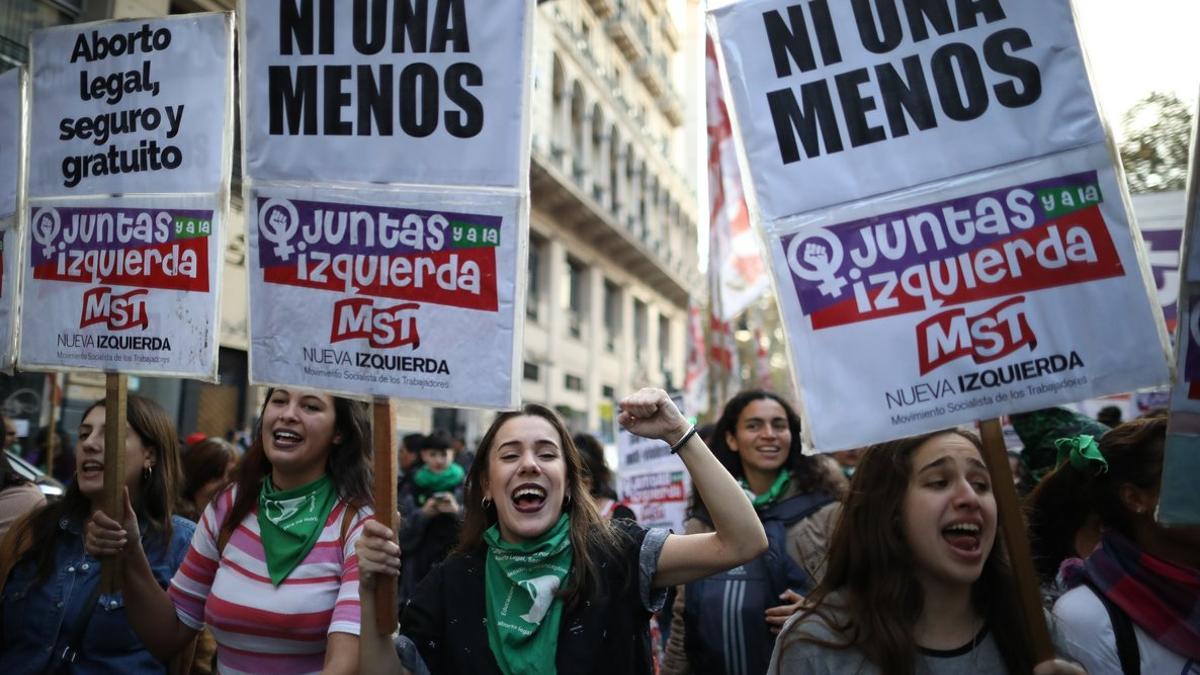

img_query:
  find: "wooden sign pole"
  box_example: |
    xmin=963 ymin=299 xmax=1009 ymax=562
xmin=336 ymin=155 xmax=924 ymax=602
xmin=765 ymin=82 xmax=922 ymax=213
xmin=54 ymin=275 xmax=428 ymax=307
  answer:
xmin=100 ymin=373 xmax=128 ymax=594
xmin=372 ymin=398 xmax=398 ymax=635
xmin=44 ymin=373 xmax=58 ymax=476
xmin=978 ymin=418 xmax=1053 ymax=663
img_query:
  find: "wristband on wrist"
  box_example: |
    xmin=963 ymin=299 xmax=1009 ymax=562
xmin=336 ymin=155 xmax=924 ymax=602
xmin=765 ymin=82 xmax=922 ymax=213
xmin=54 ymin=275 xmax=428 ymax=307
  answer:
xmin=669 ymin=425 xmax=697 ymax=454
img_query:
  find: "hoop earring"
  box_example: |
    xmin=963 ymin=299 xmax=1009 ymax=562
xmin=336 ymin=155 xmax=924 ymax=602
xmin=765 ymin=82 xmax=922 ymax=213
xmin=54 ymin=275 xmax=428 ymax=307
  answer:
xmin=142 ymin=465 xmax=153 ymax=482
xmin=481 ymin=496 xmax=492 ymax=509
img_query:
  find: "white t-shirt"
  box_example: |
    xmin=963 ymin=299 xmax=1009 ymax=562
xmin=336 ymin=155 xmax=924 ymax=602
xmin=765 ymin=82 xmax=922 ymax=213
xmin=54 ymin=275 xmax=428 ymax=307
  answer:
xmin=1052 ymin=585 xmax=1199 ymax=675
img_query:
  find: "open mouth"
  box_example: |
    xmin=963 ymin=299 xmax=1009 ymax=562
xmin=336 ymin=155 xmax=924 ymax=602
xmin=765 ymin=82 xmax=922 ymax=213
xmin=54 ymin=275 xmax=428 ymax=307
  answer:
xmin=272 ymin=429 xmax=302 ymax=449
xmin=755 ymin=445 xmax=782 ymax=455
xmin=510 ymin=484 xmax=547 ymax=514
xmin=79 ymin=460 xmax=104 ymax=478
xmin=942 ymin=522 xmax=982 ymax=554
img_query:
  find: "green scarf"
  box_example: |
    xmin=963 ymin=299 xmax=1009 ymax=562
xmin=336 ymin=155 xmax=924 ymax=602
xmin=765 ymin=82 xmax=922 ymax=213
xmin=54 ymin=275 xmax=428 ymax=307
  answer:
xmin=483 ymin=514 xmax=573 ymax=675
xmin=257 ymin=474 xmax=338 ymax=586
xmin=412 ymin=463 xmax=465 ymax=504
xmin=740 ymin=468 xmax=791 ymax=509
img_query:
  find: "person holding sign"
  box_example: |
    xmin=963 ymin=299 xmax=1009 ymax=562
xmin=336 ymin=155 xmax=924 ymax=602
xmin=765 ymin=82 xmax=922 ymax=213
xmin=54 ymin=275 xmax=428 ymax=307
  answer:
xmin=0 ymin=395 xmax=193 ymax=674
xmin=1028 ymin=415 xmax=1200 ymax=674
xmin=356 ymin=388 xmax=768 ymax=674
xmin=84 ymin=388 xmax=374 ymax=674
xmin=663 ymin=389 xmax=847 ymax=675
xmin=767 ymin=430 xmax=1084 ymax=675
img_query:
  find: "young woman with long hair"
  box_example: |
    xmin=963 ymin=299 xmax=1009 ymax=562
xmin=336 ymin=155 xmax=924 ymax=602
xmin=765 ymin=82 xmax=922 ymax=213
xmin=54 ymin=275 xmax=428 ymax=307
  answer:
xmin=662 ymin=389 xmax=847 ymax=675
xmin=1029 ymin=414 xmax=1200 ymax=673
xmin=177 ymin=437 xmax=239 ymax=522
xmin=1 ymin=395 xmax=193 ymax=673
xmin=356 ymin=388 xmax=768 ymax=674
xmin=84 ymin=388 xmax=374 ymax=674
xmin=769 ymin=429 xmax=1083 ymax=675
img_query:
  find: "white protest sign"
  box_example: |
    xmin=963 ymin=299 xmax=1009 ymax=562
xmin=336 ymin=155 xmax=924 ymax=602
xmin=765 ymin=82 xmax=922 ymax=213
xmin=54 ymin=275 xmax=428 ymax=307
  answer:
xmin=247 ymin=184 xmax=522 ymax=406
xmin=710 ymin=0 xmax=1105 ymax=222
xmin=770 ymin=144 xmax=1170 ymax=449
xmin=240 ymin=1 xmax=531 ymax=188
xmin=0 ymin=229 xmax=20 ymax=372
xmin=28 ymin=14 xmax=233 ymax=199
xmin=617 ymin=428 xmax=691 ymax=533
xmin=17 ymin=196 xmax=224 ymax=377
xmin=0 ymin=69 xmax=24 ymax=223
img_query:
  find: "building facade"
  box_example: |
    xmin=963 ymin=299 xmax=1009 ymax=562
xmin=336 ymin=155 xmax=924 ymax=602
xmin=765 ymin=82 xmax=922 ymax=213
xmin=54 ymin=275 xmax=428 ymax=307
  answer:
xmin=0 ymin=0 xmax=702 ymax=449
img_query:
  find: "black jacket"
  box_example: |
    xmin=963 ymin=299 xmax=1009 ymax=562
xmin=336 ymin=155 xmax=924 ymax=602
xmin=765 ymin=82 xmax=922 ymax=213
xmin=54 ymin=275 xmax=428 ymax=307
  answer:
xmin=400 ymin=519 xmax=658 ymax=674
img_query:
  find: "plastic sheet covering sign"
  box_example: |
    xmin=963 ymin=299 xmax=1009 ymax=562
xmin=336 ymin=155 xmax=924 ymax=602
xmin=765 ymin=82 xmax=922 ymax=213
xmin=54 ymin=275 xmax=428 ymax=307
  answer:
xmin=0 ymin=69 xmax=24 ymax=373
xmin=18 ymin=14 xmax=235 ymax=378
xmin=241 ymin=1 xmax=533 ymax=406
xmin=0 ymin=69 xmax=22 ymax=224
xmin=248 ymin=185 xmax=521 ymax=407
xmin=617 ymin=429 xmax=691 ymax=534
xmin=708 ymin=0 xmax=1171 ymax=450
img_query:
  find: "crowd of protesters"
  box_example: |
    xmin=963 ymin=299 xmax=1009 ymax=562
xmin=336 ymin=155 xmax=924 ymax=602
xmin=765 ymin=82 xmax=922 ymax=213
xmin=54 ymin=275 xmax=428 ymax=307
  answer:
xmin=0 ymin=385 xmax=1194 ymax=674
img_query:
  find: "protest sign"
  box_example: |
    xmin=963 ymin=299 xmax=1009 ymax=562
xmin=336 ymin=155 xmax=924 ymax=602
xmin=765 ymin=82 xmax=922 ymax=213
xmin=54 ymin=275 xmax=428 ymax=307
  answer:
xmin=709 ymin=1 xmax=1170 ymax=451
xmin=710 ymin=0 xmax=1105 ymax=222
xmin=0 ymin=229 xmax=19 ymax=372
xmin=0 ymin=69 xmax=26 ymax=373
xmin=18 ymin=196 xmax=225 ymax=376
xmin=240 ymin=1 xmax=533 ymax=408
xmin=248 ymin=184 xmax=523 ymax=406
xmin=772 ymin=147 xmax=1169 ymax=449
xmin=27 ymin=14 xmax=232 ymax=199
xmin=1161 ymin=119 xmax=1200 ymax=526
xmin=19 ymin=14 xmax=234 ymax=380
xmin=617 ymin=428 xmax=691 ymax=534
xmin=239 ymin=1 xmax=530 ymax=189
xmin=0 ymin=69 xmax=24 ymax=224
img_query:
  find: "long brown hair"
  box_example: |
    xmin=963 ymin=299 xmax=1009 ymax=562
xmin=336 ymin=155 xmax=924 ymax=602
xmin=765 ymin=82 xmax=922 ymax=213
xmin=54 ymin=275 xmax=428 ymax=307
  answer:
xmin=782 ymin=430 xmax=1031 ymax=675
xmin=219 ymin=389 xmax=372 ymax=543
xmin=11 ymin=395 xmax=181 ymax=584
xmin=455 ymin=404 xmax=622 ymax=609
xmin=692 ymin=390 xmax=840 ymax=521
xmin=179 ymin=437 xmax=239 ymax=521
xmin=1026 ymin=414 xmax=1166 ymax=582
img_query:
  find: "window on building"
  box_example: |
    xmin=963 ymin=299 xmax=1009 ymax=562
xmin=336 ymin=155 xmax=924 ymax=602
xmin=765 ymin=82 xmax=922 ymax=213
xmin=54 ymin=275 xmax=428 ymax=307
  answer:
xmin=0 ymin=1 xmax=81 ymax=67
xmin=634 ymin=299 xmax=648 ymax=364
xmin=524 ymin=361 xmax=540 ymax=382
xmin=563 ymin=256 xmax=587 ymax=339
xmin=564 ymin=374 xmax=584 ymax=392
xmin=658 ymin=314 xmax=672 ymax=374
xmin=603 ymin=280 xmax=621 ymax=353
xmin=527 ymin=234 xmax=545 ymax=322
xmin=602 ymin=385 xmax=615 ymax=400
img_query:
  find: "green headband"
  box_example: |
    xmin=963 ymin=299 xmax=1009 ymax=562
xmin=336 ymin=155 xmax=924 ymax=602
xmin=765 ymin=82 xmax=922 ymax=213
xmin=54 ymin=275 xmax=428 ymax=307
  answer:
xmin=1054 ymin=434 xmax=1108 ymax=475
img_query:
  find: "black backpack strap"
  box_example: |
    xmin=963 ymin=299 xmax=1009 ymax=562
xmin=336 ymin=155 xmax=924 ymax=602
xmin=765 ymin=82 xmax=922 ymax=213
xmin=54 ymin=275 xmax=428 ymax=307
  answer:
xmin=1083 ymin=579 xmax=1140 ymax=675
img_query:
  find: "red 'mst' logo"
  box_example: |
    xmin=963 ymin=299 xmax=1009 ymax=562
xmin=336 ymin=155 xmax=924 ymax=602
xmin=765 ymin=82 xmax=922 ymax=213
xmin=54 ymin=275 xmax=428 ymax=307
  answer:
xmin=80 ymin=287 xmax=149 ymax=331
xmin=329 ymin=297 xmax=421 ymax=349
xmin=915 ymin=297 xmax=1037 ymax=375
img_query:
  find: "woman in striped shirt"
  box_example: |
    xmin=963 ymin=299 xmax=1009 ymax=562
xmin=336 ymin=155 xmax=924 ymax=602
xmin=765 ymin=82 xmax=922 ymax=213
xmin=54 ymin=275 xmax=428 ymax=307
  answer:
xmin=85 ymin=387 xmax=374 ymax=674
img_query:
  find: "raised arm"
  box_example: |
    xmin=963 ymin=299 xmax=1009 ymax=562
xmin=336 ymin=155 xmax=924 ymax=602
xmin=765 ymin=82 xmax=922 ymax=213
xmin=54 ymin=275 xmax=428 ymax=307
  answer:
xmin=84 ymin=488 xmax=198 ymax=662
xmin=617 ymin=388 xmax=767 ymax=588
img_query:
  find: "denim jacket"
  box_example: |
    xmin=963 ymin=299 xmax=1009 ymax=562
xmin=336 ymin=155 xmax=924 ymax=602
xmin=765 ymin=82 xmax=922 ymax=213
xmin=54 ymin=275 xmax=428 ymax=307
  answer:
xmin=0 ymin=513 xmax=195 ymax=674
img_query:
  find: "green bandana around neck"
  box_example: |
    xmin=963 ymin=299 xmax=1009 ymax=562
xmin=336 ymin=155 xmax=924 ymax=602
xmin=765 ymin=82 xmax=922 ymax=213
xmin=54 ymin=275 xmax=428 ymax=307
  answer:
xmin=412 ymin=463 xmax=465 ymax=503
xmin=257 ymin=474 xmax=337 ymax=586
xmin=482 ymin=513 xmax=573 ymax=675
xmin=740 ymin=468 xmax=791 ymax=508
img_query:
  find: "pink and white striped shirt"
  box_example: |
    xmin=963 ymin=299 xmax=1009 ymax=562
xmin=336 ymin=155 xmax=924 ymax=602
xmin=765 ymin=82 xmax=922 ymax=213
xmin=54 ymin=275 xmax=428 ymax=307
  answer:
xmin=168 ymin=486 xmax=371 ymax=675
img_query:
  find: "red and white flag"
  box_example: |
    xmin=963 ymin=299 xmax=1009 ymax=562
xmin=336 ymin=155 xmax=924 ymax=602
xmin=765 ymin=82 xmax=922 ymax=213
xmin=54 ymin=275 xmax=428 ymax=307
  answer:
xmin=754 ymin=328 xmax=772 ymax=390
xmin=706 ymin=32 xmax=767 ymax=323
xmin=683 ymin=301 xmax=709 ymax=417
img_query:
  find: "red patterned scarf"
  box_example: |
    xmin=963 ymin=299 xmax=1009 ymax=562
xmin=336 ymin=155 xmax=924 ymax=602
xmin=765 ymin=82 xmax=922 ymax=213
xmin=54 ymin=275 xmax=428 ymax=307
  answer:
xmin=1082 ymin=530 xmax=1200 ymax=660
